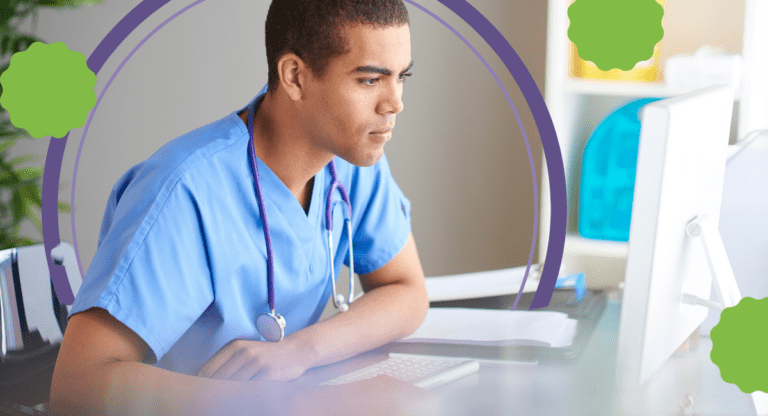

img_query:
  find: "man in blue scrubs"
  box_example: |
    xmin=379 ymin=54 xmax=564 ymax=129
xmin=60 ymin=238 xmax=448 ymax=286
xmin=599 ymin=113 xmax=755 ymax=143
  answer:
xmin=50 ymin=0 xmax=429 ymax=414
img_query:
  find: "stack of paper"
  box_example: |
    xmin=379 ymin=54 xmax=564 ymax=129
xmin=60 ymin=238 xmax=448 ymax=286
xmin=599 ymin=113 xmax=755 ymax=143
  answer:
xmin=425 ymin=265 xmax=540 ymax=302
xmin=398 ymin=307 xmax=578 ymax=348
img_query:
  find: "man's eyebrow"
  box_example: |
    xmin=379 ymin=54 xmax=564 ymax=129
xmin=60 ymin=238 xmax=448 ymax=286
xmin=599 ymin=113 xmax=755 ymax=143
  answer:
xmin=352 ymin=60 xmax=414 ymax=76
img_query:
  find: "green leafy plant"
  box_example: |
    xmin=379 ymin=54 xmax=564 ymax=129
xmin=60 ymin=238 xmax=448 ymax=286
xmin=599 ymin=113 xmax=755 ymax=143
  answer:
xmin=0 ymin=0 xmax=102 ymax=249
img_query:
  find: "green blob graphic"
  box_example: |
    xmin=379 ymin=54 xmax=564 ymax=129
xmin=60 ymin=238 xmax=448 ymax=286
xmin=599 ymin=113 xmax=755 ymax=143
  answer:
xmin=0 ymin=42 xmax=97 ymax=139
xmin=568 ymin=0 xmax=664 ymax=71
xmin=711 ymin=297 xmax=768 ymax=393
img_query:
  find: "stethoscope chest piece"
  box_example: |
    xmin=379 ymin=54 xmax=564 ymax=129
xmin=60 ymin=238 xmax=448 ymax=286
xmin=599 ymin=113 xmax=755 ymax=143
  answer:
xmin=256 ymin=311 xmax=285 ymax=342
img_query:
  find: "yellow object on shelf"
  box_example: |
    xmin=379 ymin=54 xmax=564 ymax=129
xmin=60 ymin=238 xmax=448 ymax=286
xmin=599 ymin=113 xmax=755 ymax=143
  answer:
xmin=571 ymin=0 xmax=665 ymax=82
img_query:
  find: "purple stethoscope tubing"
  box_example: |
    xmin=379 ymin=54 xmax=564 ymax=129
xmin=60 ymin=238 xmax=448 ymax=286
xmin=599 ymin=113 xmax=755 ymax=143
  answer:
xmin=326 ymin=161 xmax=355 ymax=311
xmin=246 ymin=99 xmax=277 ymax=314
xmin=247 ymin=97 xmax=355 ymax=340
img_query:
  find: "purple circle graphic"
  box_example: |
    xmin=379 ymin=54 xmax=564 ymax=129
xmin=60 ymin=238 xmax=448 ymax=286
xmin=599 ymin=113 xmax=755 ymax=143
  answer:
xmin=42 ymin=0 xmax=566 ymax=310
xmin=435 ymin=0 xmax=566 ymax=308
xmin=402 ymin=1 xmax=539 ymax=309
xmin=41 ymin=0 xmax=173 ymax=305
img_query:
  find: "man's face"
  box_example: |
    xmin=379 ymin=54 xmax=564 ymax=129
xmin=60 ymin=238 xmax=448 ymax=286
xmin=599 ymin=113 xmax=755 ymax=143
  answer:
xmin=300 ymin=23 xmax=412 ymax=167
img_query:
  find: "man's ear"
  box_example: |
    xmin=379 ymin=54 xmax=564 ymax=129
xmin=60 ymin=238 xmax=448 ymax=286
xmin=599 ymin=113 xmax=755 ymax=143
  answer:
xmin=277 ymin=53 xmax=308 ymax=101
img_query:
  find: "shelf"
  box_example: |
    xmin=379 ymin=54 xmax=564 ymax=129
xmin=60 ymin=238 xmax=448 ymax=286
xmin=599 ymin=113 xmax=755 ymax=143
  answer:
xmin=564 ymin=234 xmax=628 ymax=258
xmin=561 ymin=234 xmax=628 ymax=288
xmin=541 ymin=0 xmax=747 ymax=285
xmin=562 ymin=78 xmax=740 ymax=99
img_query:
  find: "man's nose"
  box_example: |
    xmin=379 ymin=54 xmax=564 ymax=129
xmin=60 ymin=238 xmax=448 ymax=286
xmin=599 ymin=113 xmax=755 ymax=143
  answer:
xmin=380 ymin=82 xmax=404 ymax=115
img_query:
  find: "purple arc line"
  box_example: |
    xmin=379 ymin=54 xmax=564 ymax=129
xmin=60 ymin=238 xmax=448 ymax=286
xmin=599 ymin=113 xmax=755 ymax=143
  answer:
xmin=43 ymin=137 xmax=72 ymax=303
xmin=402 ymin=1 xmax=538 ymax=311
xmin=43 ymin=0 xmax=566 ymax=310
xmin=68 ymin=0 xmax=207 ymax=297
xmin=42 ymin=0 xmax=172 ymax=305
xmin=435 ymin=0 xmax=566 ymax=309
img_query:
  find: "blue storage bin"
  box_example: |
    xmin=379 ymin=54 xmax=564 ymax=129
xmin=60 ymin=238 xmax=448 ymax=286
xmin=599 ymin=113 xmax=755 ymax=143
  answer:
xmin=578 ymin=98 xmax=661 ymax=241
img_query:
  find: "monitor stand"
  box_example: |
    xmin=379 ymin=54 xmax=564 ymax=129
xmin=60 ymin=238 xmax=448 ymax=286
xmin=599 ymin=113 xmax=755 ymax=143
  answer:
xmin=685 ymin=216 xmax=768 ymax=416
xmin=684 ymin=215 xmax=742 ymax=310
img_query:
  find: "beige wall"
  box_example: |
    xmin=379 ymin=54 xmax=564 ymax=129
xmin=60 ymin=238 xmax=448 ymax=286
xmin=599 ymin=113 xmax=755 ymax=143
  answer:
xmin=391 ymin=0 xmax=546 ymax=276
xmin=659 ymin=0 xmax=744 ymax=68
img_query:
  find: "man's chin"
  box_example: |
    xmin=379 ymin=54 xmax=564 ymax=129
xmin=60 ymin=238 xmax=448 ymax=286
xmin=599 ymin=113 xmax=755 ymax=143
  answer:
xmin=338 ymin=149 xmax=384 ymax=167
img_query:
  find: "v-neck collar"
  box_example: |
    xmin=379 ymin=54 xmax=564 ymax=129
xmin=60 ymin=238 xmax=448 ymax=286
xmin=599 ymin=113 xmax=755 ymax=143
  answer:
xmin=249 ymin=152 xmax=324 ymax=240
xmin=231 ymin=96 xmax=325 ymax=250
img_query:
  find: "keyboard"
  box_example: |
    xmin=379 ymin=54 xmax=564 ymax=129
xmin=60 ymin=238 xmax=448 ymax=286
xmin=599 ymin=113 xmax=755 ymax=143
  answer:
xmin=321 ymin=353 xmax=479 ymax=390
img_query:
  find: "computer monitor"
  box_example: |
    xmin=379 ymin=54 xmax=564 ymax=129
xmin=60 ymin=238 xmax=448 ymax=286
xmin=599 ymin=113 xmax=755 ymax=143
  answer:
xmin=616 ymin=85 xmax=739 ymax=389
xmin=701 ymin=130 xmax=768 ymax=336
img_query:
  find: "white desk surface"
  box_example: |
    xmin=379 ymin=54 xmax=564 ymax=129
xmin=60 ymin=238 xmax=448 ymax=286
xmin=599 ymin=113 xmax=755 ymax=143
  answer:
xmin=299 ymin=298 xmax=757 ymax=416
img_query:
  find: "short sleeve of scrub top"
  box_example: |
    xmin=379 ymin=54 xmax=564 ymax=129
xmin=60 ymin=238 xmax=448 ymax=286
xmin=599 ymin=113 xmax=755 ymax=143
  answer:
xmin=337 ymin=153 xmax=412 ymax=275
xmin=67 ymin=119 xmax=233 ymax=365
xmin=68 ymin=92 xmax=413 ymax=373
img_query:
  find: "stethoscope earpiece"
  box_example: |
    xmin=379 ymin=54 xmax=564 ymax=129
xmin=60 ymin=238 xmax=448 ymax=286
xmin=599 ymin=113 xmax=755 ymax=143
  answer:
xmin=336 ymin=294 xmax=350 ymax=312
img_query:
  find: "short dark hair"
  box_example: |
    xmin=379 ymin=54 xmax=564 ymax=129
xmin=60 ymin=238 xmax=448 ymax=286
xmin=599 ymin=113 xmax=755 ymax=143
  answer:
xmin=265 ymin=0 xmax=410 ymax=91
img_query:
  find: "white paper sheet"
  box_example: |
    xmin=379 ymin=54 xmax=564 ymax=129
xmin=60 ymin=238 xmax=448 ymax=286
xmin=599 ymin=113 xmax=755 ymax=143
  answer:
xmin=398 ymin=307 xmax=578 ymax=348
xmin=425 ymin=265 xmax=541 ymax=302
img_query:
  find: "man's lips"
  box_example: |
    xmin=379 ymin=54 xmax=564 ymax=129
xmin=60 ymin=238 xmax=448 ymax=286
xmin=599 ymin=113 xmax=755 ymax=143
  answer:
xmin=369 ymin=126 xmax=393 ymax=134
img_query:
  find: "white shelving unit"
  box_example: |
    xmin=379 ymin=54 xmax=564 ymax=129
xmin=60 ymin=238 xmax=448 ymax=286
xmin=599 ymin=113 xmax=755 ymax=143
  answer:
xmin=539 ymin=0 xmax=746 ymax=288
xmin=562 ymin=79 xmax=697 ymax=98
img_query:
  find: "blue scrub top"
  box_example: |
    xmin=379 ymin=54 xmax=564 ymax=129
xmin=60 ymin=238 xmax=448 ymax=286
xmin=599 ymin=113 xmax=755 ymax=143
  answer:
xmin=69 ymin=88 xmax=412 ymax=375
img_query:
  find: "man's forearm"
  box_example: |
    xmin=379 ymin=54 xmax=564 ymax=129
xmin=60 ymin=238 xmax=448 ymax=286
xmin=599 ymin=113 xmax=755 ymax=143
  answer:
xmin=50 ymin=359 xmax=309 ymax=416
xmin=288 ymin=278 xmax=429 ymax=369
xmin=51 ymin=357 xmax=426 ymax=416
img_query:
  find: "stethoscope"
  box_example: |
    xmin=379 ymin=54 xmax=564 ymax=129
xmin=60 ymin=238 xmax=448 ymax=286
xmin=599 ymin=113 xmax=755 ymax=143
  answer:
xmin=246 ymin=97 xmax=355 ymax=342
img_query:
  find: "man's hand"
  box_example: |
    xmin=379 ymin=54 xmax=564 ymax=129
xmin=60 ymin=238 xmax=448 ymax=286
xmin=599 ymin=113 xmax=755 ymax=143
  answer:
xmin=196 ymin=338 xmax=314 ymax=381
xmin=197 ymin=233 xmax=427 ymax=384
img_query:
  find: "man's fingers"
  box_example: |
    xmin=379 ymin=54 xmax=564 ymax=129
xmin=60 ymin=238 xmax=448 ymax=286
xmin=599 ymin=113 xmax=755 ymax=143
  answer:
xmin=229 ymin=358 xmax=265 ymax=381
xmin=210 ymin=349 xmax=254 ymax=380
xmin=249 ymin=368 xmax=272 ymax=382
xmin=197 ymin=341 xmax=236 ymax=377
xmin=198 ymin=340 xmax=249 ymax=378
xmin=196 ymin=339 xmax=308 ymax=382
